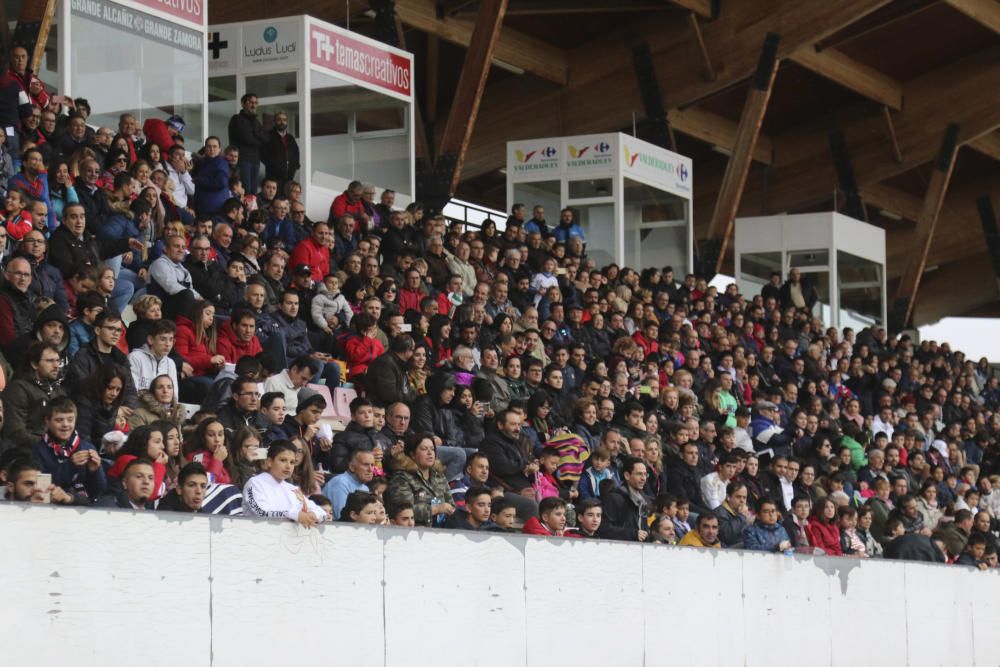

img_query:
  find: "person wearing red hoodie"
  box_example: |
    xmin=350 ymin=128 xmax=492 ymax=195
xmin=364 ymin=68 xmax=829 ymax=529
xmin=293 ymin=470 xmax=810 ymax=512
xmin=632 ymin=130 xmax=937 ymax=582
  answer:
xmin=398 ymin=268 xmax=425 ymax=315
xmin=522 ymin=496 xmax=579 ymax=538
xmin=328 ymin=181 xmax=368 ymax=232
xmin=805 ymin=496 xmax=843 ymax=556
xmin=632 ymin=320 xmax=660 ymax=359
xmin=288 ymin=221 xmax=332 ymax=282
xmin=217 ymin=310 xmax=263 ymax=364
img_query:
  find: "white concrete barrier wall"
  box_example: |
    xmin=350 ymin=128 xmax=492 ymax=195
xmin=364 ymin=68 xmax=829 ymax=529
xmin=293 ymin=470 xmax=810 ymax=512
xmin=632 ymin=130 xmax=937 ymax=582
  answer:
xmin=2 ymin=503 xmax=1000 ymax=666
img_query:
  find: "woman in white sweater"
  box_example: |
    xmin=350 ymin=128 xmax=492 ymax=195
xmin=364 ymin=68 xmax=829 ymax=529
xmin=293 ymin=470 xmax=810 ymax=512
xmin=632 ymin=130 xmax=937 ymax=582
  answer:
xmin=242 ymin=441 xmax=327 ymax=527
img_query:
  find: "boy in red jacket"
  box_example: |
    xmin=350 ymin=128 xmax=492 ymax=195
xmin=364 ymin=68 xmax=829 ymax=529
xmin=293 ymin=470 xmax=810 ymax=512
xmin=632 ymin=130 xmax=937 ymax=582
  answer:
xmin=522 ymin=496 xmax=579 ymax=537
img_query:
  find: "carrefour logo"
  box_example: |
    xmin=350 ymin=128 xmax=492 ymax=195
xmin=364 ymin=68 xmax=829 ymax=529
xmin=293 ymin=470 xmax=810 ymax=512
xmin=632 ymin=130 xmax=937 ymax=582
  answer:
xmin=513 ymin=146 xmax=559 ymax=172
xmin=263 ymin=26 xmax=277 ymax=43
xmin=567 ymin=141 xmax=613 ymax=168
xmin=678 ymin=163 xmax=689 ymax=182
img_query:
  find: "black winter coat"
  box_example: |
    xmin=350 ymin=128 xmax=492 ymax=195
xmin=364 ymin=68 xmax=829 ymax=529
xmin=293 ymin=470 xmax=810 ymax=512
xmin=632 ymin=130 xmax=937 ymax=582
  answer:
xmin=479 ymin=430 xmax=532 ymax=492
xmin=326 ymin=421 xmax=392 ymax=474
xmin=601 ymin=485 xmax=649 ymax=541
xmin=66 ymin=340 xmax=138 ymax=408
xmin=228 ymin=110 xmax=267 ymax=162
xmin=261 ymin=128 xmax=300 ymax=184
xmin=412 ymin=394 xmax=464 ymax=448
xmin=47 ymin=224 xmax=129 ymax=279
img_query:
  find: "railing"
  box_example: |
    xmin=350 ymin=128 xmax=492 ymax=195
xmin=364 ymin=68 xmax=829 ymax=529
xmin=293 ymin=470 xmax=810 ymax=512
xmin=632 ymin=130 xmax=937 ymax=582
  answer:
xmin=442 ymin=197 xmax=506 ymax=231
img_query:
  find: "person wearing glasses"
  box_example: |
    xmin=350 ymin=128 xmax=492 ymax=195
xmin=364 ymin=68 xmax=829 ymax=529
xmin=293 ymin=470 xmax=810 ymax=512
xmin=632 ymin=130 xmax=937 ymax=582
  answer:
xmin=64 ymin=310 xmax=139 ymax=411
xmin=217 ymin=375 xmax=268 ymax=438
xmin=0 ymin=256 xmax=35 ymax=350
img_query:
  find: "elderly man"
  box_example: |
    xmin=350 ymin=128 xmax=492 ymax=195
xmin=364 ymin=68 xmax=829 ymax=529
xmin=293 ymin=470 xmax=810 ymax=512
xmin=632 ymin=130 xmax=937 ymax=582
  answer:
xmin=58 ymin=114 xmax=89 ymax=157
xmin=150 ymin=234 xmax=202 ymax=318
xmin=322 ymin=449 xmax=376 ymax=519
xmin=0 ymin=256 xmax=35 ymax=348
xmin=72 ymin=157 xmax=114 ymax=233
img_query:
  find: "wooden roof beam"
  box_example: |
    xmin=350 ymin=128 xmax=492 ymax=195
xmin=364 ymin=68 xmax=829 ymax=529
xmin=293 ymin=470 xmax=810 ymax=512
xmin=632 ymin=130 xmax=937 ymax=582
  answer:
xmin=705 ymin=33 xmax=781 ymax=274
xmin=890 ymin=124 xmax=961 ymax=330
xmin=454 ymin=0 xmax=685 ymax=16
xmin=438 ymin=0 xmax=508 ymax=193
xmin=667 ymin=107 xmax=774 ymax=164
xmin=461 ymin=0 xmax=893 ymax=180
xmin=968 ymin=131 xmax=1000 ymax=162
xmin=756 ymin=45 xmax=1000 ymax=216
xmin=395 ymin=0 xmax=568 ymax=84
xmin=911 ymin=254 xmax=1000 ymax=326
xmin=790 ymin=46 xmax=903 ymax=110
xmin=945 ymin=0 xmax=1000 ymax=34
xmin=667 ymin=0 xmax=714 ymax=19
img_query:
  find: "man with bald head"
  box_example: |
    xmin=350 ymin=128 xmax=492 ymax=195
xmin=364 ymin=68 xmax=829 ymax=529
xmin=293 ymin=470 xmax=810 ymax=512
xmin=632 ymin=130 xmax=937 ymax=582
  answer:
xmin=0 ymin=256 xmax=35 ymax=348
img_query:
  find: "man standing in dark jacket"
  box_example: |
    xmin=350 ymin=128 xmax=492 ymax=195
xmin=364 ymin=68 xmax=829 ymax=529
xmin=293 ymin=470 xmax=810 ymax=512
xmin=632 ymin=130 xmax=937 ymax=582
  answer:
xmin=0 ymin=66 xmax=33 ymax=160
xmin=228 ymin=93 xmax=267 ymax=195
xmin=261 ymin=110 xmax=299 ymax=191
xmin=602 ymin=457 xmax=651 ymax=541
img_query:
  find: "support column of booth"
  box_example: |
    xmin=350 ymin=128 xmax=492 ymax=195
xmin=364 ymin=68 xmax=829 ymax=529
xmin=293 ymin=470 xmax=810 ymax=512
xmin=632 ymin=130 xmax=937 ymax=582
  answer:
xmin=506 ymin=133 xmax=693 ymax=275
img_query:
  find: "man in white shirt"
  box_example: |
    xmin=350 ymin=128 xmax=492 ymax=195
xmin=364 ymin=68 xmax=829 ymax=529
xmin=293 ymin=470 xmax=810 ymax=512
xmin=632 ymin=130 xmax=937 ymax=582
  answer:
xmin=262 ymin=356 xmax=317 ymax=415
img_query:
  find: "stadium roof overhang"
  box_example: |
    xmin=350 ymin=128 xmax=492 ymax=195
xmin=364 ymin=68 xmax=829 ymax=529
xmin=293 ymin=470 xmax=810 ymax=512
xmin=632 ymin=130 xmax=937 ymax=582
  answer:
xmin=211 ymin=0 xmax=1000 ymax=327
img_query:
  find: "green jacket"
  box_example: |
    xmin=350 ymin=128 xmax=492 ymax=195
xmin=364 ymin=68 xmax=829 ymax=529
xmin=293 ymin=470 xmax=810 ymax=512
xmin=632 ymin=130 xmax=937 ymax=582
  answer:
xmin=840 ymin=435 xmax=868 ymax=471
xmin=386 ymin=452 xmax=454 ymax=527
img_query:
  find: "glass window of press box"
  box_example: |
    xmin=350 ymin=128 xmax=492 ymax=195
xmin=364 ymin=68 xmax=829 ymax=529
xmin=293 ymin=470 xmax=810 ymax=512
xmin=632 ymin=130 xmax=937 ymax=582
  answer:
xmin=623 ymin=178 xmax=689 ymax=276
xmin=310 ymin=70 xmax=412 ymax=198
xmin=67 ymin=1 xmax=205 ymax=144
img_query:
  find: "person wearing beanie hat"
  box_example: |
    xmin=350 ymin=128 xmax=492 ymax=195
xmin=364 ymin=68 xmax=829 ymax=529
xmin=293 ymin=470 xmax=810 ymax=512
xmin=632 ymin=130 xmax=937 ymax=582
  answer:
xmin=269 ymin=385 xmax=331 ymax=451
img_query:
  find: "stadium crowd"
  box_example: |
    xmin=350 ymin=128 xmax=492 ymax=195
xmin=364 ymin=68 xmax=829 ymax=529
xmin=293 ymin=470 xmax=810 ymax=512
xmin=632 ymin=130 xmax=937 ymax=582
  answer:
xmin=1 ymin=49 xmax=1000 ymax=570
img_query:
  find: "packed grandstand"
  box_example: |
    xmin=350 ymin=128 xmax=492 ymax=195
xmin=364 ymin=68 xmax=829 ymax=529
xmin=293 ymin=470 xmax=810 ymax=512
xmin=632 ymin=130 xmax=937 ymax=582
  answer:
xmin=1 ymin=46 xmax=999 ymax=571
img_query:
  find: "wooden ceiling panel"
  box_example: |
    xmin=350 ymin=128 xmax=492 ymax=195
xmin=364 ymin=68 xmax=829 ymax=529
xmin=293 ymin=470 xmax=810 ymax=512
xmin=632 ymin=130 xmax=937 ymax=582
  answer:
xmin=836 ymin=2 xmax=1000 ymax=80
